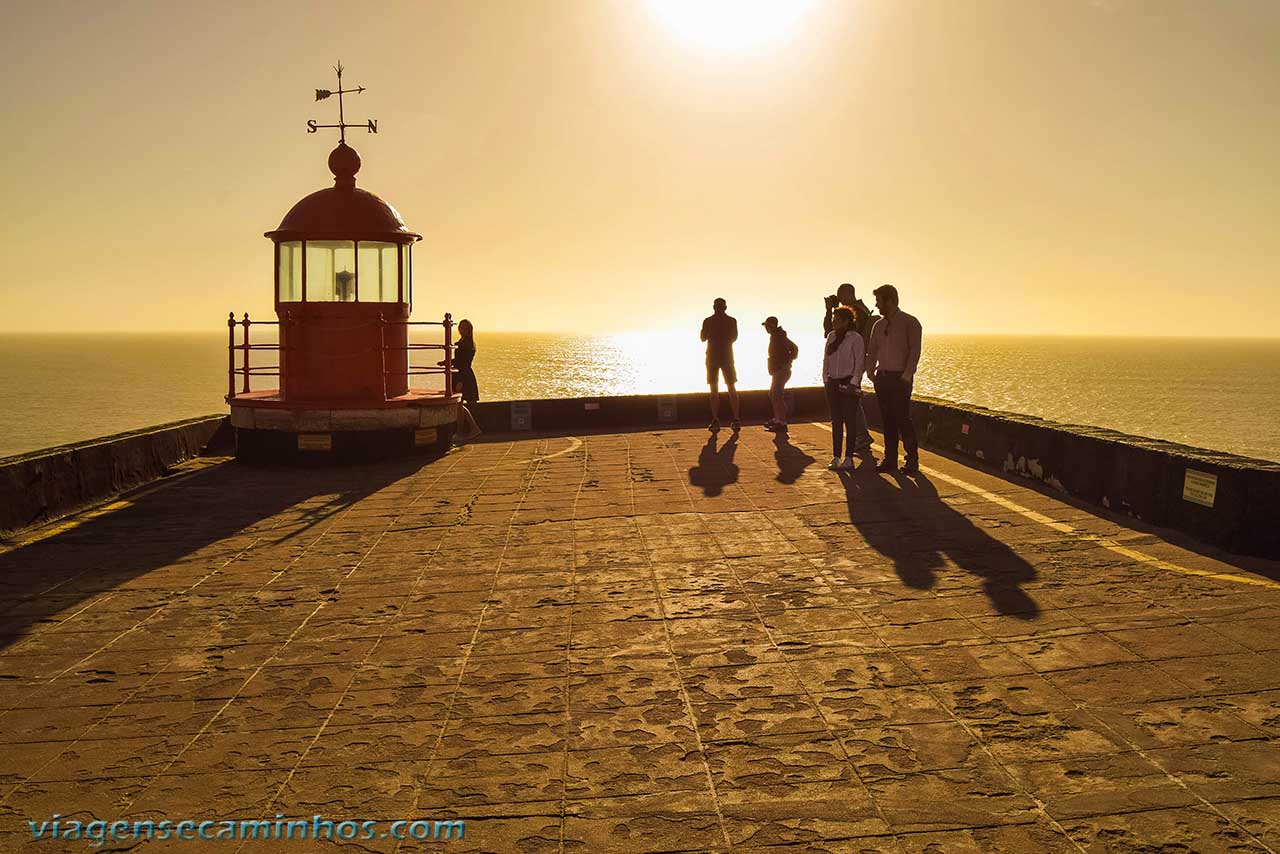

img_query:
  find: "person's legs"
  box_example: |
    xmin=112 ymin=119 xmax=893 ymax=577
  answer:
xmin=853 ymin=396 xmax=873 ymax=449
xmin=723 ymin=362 xmax=740 ymax=423
xmin=899 ymin=377 xmax=919 ymax=466
xmin=455 ymin=405 xmax=482 ymax=442
xmin=825 ymin=381 xmax=844 ymax=459
xmin=842 ymin=395 xmax=858 ymax=460
xmin=771 ymin=371 xmax=790 ymax=424
xmin=707 ymin=363 xmax=721 ymax=424
xmin=875 ymin=373 xmax=901 ymax=467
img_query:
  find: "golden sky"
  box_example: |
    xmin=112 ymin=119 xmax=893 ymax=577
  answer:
xmin=1 ymin=0 xmax=1276 ymax=336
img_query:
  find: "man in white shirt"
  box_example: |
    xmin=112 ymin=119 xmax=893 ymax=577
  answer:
xmin=866 ymin=285 xmax=922 ymax=475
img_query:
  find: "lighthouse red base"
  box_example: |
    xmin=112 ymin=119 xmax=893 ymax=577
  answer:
xmin=229 ymin=389 xmax=459 ymax=463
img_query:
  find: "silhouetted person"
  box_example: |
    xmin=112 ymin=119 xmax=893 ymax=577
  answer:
xmin=823 ymin=307 xmax=866 ymax=471
xmin=443 ymin=318 xmax=481 ymax=442
xmin=823 ymin=283 xmax=873 ymax=451
xmin=867 ymin=285 xmax=922 ymax=475
xmin=762 ymin=316 xmax=798 ymax=433
xmin=451 ymin=319 xmax=479 ymax=404
xmin=701 ymin=297 xmax=740 ymax=432
xmin=823 ymin=282 xmax=875 ymax=339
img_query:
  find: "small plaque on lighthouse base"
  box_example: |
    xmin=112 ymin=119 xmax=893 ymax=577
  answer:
xmin=298 ymin=433 xmax=333 ymax=452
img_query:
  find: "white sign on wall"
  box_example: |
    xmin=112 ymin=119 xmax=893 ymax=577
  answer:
xmin=1182 ymin=469 xmax=1218 ymax=508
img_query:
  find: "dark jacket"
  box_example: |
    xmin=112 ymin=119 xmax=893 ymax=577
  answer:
xmin=452 ymin=339 xmax=479 ymax=403
xmin=823 ymin=298 xmax=876 ymax=343
xmin=767 ymin=327 xmax=798 ymax=375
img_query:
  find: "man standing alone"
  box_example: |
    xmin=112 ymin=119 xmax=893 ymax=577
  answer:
xmin=701 ymin=298 xmax=741 ymax=432
xmin=866 ymin=285 xmax=922 ymax=475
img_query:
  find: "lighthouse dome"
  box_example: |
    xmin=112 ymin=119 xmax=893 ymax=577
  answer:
xmin=264 ymin=143 xmax=421 ymax=243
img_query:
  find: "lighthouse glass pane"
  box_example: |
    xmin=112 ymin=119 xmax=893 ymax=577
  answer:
xmin=404 ymin=245 xmax=412 ymax=308
xmin=277 ymin=242 xmax=302 ymax=302
xmin=357 ymin=242 xmax=400 ymax=303
xmin=305 ymin=240 xmax=355 ymax=302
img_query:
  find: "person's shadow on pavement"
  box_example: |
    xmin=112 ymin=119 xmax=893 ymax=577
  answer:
xmin=836 ymin=465 xmax=1040 ymax=618
xmin=772 ymin=431 xmax=815 ymax=485
xmin=689 ymin=432 xmax=740 ymax=497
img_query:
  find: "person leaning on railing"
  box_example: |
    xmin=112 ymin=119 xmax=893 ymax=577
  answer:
xmin=439 ymin=318 xmax=482 ymax=443
xmin=451 ymin=319 xmax=479 ymax=404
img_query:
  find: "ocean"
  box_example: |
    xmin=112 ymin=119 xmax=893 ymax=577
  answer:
xmin=1 ymin=331 xmax=1278 ymax=463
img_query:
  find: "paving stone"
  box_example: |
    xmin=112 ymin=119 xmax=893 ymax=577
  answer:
xmin=1146 ymin=741 xmax=1280 ymax=802
xmin=562 ymin=791 xmax=725 ymax=853
xmin=965 ymin=710 xmax=1130 ymax=764
xmin=720 ymin=781 xmax=889 ymax=847
xmin=1153 ymin=651 xmax=1280 ymax=697
xmin=895 ymin=820 xmax=1081 ymax=853
xmin=1087 ymin=698 xmax=1270 ymax=749
xmin=1060 ymin=805 xmax=1271 ymax=853
xmin=566 ymin=743 xmax=706 ymax=799
xmin=814 ymin=685 xmax=954 ymax=729
xmin=839 ymin=721 xmax=984 ymax=780
xmin=863 ymin=762 xmax=1040 ymax=832
xmin=1004 ymin=751 xmax=1200 ymax=819
xmin=1215 ymin=797 xmax=1280 ymax=851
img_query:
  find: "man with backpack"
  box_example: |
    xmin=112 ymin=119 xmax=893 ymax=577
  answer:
xmin=763 ymin=316 xmax=798 ymax=433
xmin=822 ymin=283 xmax=875 ymax=451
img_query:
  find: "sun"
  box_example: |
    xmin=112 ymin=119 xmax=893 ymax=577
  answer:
xmin=650 ymin=0 xmax=816 ymax=50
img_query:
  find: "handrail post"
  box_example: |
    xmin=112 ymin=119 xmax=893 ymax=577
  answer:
xmin=443 ymin=312 xmax=453 ymax=397
xmin=227 ymin=312 xmax=236 ymax=400
xmin=241 ymin=312 xmax=251 ymax=394
xmin=378 ymin=312 xmax=388 ymax=401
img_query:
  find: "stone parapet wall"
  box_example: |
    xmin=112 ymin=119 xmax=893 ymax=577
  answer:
xmin=0 ymin=415 xmax=229 ymax=536
xmin=902 ymin=394 xmax=1280 ymax=559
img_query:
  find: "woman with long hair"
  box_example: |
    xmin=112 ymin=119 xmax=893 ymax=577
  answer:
xmin=822 ymin=307 xmax=866 ymax=471
xmin=442 ymin=319 xmax=481 ymax=442
xmin=453 ymin=319 xmax=479 ymax=404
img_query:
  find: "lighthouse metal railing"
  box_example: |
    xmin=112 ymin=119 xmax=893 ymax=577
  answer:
xmin=226 ymin=311 xmax=455 ymax=400
xmin=226 ymin=312 xmax=282 ymax=399
xmin=379 ymin=313 xmax=454 ymax=399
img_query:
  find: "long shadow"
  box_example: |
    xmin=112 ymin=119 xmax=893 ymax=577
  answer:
xmin=688 ymin=432 xmax=740 ymax=497
xmin=837 ymin=465 xmax=1040 ymax=618
xmin=772 ymin=430 xmax=815 ymax=485
xmin=0 ymin=458 xmax=429 ymax=653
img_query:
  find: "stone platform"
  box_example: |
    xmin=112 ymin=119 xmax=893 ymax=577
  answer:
xmin=1 ymin=423 xmax=1278 ymax=853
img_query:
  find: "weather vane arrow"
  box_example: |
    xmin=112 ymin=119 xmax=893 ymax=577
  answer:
xmin=307 ymin=61 xmax=377 ymax=143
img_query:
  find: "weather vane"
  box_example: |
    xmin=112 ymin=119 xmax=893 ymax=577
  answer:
xmin=307 ymin=61 xmax=377 ymax=143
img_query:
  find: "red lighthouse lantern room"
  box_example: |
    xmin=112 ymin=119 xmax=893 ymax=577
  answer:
xmin=227 ymin=65 xmax=458 ymax=461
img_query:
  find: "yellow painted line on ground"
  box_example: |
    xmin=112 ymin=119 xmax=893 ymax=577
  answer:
xmin=477 ymin=435 xmax=582 ymax=468
xmin=536 ymin=435 xmax=583 ymax=462
xmin=806 ymin=422 xmax=1280 ymax=590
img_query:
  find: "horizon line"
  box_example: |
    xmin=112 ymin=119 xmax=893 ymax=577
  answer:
xmin=2 ymin=328 xmax=1280 ymax=342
